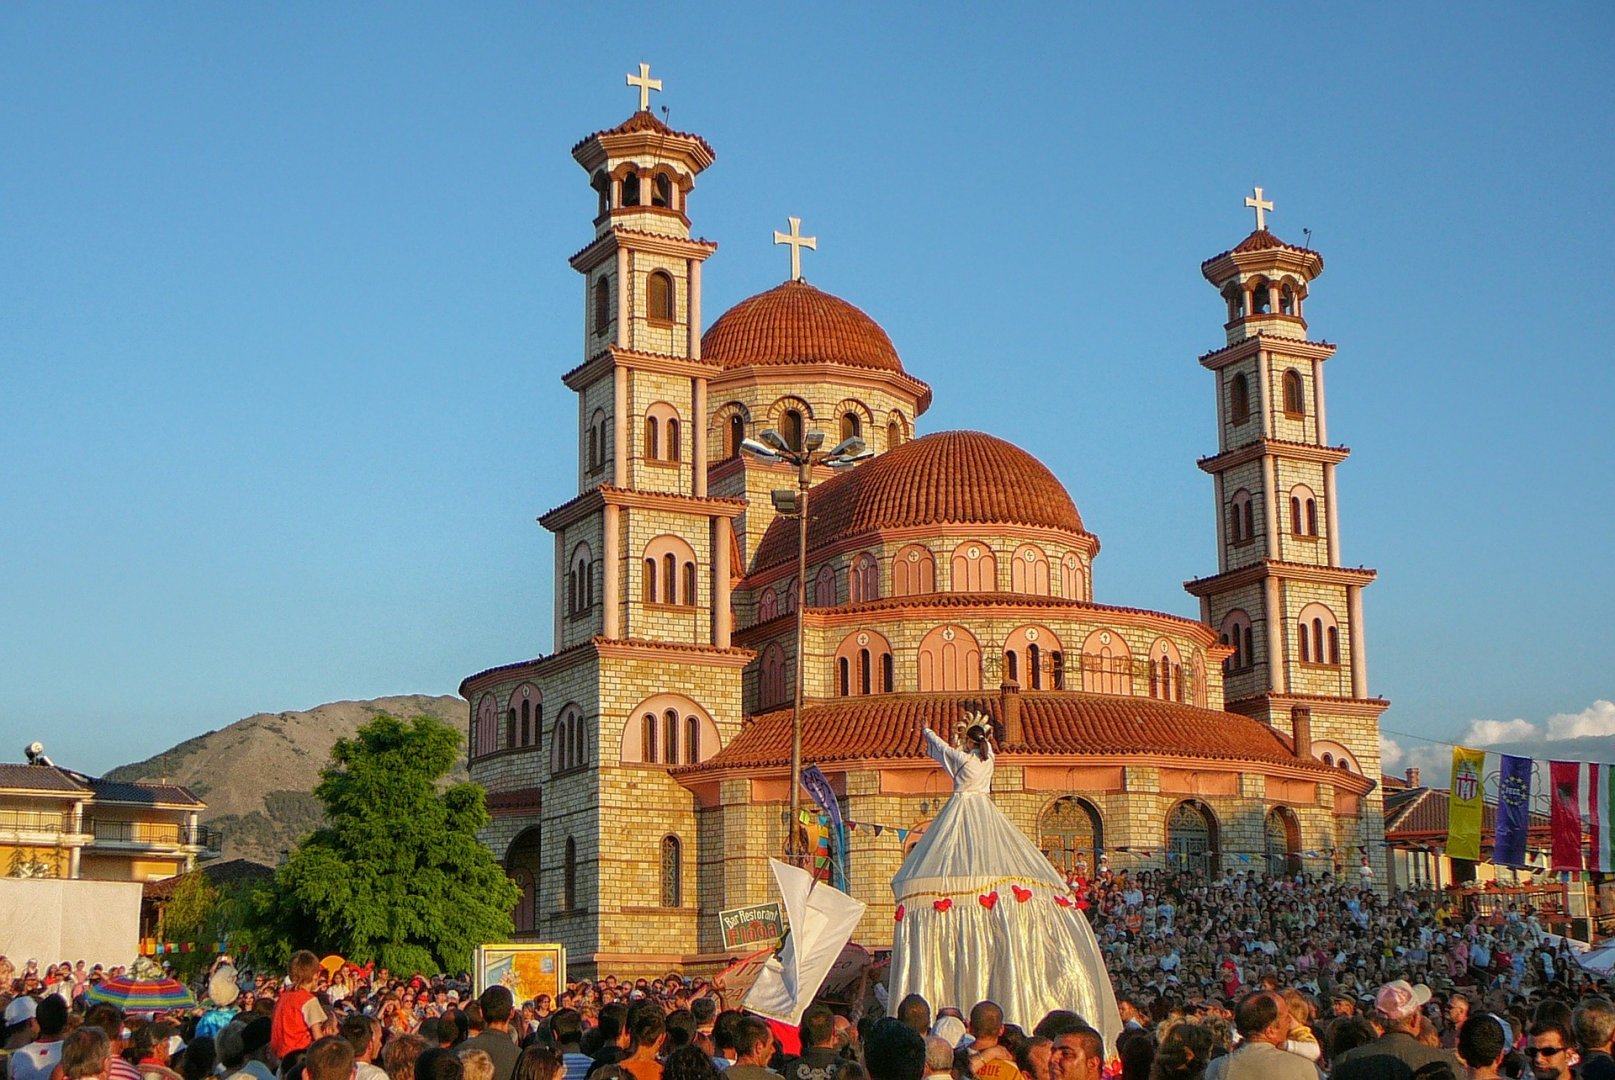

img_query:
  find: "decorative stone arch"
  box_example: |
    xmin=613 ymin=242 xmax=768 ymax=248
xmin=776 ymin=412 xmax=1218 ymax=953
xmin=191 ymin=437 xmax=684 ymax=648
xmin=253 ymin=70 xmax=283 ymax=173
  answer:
xmin=1248 ymin=275 xmax=1274 ymax=315
xmin=833 ymin=398 xmax=873 ymax=445
xmin=812 ymin=563 xmax=838 ymax=607
xmin=568 ymin=541 xmax=595 ymax=616
xmin=1060 ymin=553 xmax=1086 ymax=601
xmin=611 ymin=162 xmax=642 ymax=208
xmin=1228 ymin=488 xmax=1256 ymax=545
xmin=643 ymin=401 xmax=682 ymax=463
xmin=1289 ymin=483 xmax=1319 ymax=537
xmin=1311 ymin=740 xmax=1361 ymax=774
xmin=757 ymin=587 xmax=780 ymax=624
xmin=849 ymin=551 xmax=879 ymax=603
xmin=474 ymin=693 xmax=498 ymax=758
xmin=949 ymin=541 xmax=997 ymax=592
xmin=642 ymin=534 xmax=699 ymax=607
xmin=659 ymin=834 xmax=683 ymax=907
xmin=552 ymin=703 xmax=588 ymax=774
xmin=505 ymin=826 xmax=543 ymax=935
xmin=767 ymin=395 xmax=815 ymax=451
xmin=1265 ymin=805 xmax=1302 ymax=878
xmin=620 ymin=693 xmax=720 ymax=766
xmin=1229 ymin=370 xmax=1252 ymax=425
xmin=891 ymin=544 xmax=936 ymax=597
xmin=1004 ymin=624 xmax=1064 ymax=691
xmin=1080 ymin=628 xmax=1134 ymax=696
xmin=1296 ymin=602 xmax=1341 ymax=665
xmin=758 ymin=642 xmax=787 ymax=708
xmin=1191 ymin=650 xmax=1207 ymax=708
xmin=1282 ymin=367 xmax=1307 ymax=417
xmin=710 ymin=401 xmax=751 ymax=462
xmin=1038 ymin=796 xmax=1102 ymax=882
xmin=834 ymin=629 xmax=894 ymax=697
xmin=917 ymin=624 xmax=982 ymax=692
xmin=506 ymin=683 xmax=543 ymax=748
xmin=1220 ymin=609 xmax=1255 ymax=672
xmin=1277 ymin=274 xmax=1304 ymax=316
xmin=885 ymin=410 xmax=910 ymax=450
xmin=588 ymin=406 xmax=610 ymax=472
xmin=1148 ymin=638 xmax=1183 ymax=702
xmin=1164 ymin=799 xmax=1219 ymax=876
xmin=1010 ymin=543 xmax=1051 ymax=595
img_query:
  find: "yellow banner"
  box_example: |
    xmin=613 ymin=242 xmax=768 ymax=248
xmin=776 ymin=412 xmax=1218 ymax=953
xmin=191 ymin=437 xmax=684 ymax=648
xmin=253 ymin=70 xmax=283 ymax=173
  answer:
xmin=1448 ymin=746 xmax=1486 ymax=861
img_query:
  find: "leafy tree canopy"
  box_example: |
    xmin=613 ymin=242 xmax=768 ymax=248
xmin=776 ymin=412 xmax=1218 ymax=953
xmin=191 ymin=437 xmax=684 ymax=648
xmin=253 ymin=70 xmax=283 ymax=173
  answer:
xmin=244 ymin=714 xmax=515 ymax=974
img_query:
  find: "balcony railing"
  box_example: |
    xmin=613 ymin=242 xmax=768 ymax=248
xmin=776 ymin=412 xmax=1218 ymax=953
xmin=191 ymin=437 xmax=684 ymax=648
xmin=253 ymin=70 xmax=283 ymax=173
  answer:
xmin=84 ymin=819 xmax=222 ymax=852
xmin=0 ymin=810 xmax=73 ymax=835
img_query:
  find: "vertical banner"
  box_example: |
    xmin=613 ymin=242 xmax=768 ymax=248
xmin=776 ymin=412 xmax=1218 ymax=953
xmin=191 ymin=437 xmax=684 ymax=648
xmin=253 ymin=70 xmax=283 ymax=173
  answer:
xmin=1447 ymin=747 xmax=1486 ymax=861
xmin=1494 ymin=755 xmax=1532 ymax=868
xmin=1551 ymin=760 xmax=1585 ymax=871
xmin=1591 ymin=764 xmax=1615 ymax=873
xmin=800 ymin=764 xmax=848 ymax=890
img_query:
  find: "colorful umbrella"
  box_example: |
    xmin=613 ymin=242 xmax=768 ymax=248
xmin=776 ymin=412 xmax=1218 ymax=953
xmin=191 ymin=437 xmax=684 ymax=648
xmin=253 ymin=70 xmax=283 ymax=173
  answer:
xmin=85 ymin=973 xmax=196 ymax=1012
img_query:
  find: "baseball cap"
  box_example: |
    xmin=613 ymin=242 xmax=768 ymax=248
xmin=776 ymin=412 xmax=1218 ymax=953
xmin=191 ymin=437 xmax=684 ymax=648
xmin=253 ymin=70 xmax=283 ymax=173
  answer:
xmin=1375 ymin=980 xmax=1432 ymax=1020
xmin=5 ymin=995 xmax=39 ymax=1025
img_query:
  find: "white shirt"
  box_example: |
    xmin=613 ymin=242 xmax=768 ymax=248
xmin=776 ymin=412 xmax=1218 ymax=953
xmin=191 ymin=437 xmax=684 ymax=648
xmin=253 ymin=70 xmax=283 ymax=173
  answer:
xmin=11 ymin=1042 xmax=64 ymax=1080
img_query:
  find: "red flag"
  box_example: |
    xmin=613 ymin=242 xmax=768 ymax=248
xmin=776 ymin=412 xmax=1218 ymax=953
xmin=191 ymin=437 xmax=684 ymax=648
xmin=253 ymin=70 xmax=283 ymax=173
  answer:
xmin=1551 ymin=760 xmax=1584 ymax=871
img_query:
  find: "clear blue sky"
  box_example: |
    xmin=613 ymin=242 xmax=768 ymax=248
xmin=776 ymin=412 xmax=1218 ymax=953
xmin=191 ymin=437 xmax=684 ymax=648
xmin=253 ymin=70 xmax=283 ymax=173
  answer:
xmin=3 ymin=4 xmax=1611 ymax=775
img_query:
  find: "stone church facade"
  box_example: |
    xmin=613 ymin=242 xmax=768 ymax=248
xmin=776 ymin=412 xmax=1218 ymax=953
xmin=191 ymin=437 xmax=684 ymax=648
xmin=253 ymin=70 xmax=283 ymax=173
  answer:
xmin=461 ymin=79 xmax=1388 ymax=978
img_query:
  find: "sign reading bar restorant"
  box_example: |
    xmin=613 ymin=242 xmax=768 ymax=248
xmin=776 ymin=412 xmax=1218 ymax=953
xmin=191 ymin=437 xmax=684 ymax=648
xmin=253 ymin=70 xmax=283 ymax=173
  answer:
xmin=718 ymin=902 xmax=784 ymax=951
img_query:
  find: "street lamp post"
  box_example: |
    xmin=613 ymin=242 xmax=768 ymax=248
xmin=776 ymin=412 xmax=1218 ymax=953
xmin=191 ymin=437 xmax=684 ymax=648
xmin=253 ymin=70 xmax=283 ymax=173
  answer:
xmin=741 ymin=428 xmax=873 ymax=866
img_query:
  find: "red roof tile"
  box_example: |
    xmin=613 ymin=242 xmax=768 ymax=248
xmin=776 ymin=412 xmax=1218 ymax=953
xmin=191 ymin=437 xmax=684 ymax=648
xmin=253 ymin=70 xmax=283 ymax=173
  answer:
xmin=701 ymin=280 xmax=904 ymax=373
xmin=750 ymin=431 xmax=1088 ymax=573
xmin=1384 ymin=787 xmax=1551 ymax=839
xmin=677 ymin=691 xmax=1328 ymax=775
xmin=570 ymin=111 xmax=716 ymax=161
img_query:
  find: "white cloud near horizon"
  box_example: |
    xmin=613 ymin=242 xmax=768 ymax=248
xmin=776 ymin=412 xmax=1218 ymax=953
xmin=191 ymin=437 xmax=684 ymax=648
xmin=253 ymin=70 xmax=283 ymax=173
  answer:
xmin=1378 ymin=700 xmax=1615 ymax=786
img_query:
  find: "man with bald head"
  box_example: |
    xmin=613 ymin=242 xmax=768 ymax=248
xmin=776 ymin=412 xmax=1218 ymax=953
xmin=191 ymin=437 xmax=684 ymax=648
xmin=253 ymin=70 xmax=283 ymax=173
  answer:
xmin=967 ymin=1002 xmax=1017 ymax=1080
xmin=1204 ymin=992 xmax=1317 ymax=1079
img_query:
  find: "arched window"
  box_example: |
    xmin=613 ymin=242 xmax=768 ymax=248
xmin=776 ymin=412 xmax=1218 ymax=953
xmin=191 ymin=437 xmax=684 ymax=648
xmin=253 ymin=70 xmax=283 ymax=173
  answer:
xmin=728 ymin=413 xmax=745 ymax=459
xmin=507 ymin=828 xmax=541 ymax=934
xmin=1251 ymin=279 xmax=1271 ymax=315
xmin=1280 ymin=283 xmax=1297 ymax=316
xmin=570 ymin=542 xmax=594 ymax=615
xmin=621 ymin=694 xmax=718 ymax=765
xmin=589 ymin=408 xmax=609 ymax=472
xmin=643 ymin=535 xmax=698 ymax=606
xmin=645 ymin=416 xmax=660 ymax=461
xmin=1223 ymin=283 xmax=1245 ymax=321
xmin=1265 ymin=807 xmax=1301 ymax=877
xmin=1296 ymin=603 xmax=1341 ymax=666
xmin=1230 ymin=372 xmax=1251 ymax=425
xmin=849 ymin=552 xmax=879 ymax=603
xmin=563 ymin=837 xmax=577 ymax=910
xmin=1289 ymin=484 xmax=1319 ymax=537
xmin=552 ymin=705 xmax=585 ymax=773
xmin=782 ymin=409 xmax=804 ymax=452
xmin=682 ymin=561 xmax=697 ymax=606
xmin=1191 ymin=651 xmax=1207 ymax=708
xmin=892 ymin=545 xmax=936 ymax=596
xmin=1010 ymin=544 xmax=1051 ymax=595
xmin=1149 ymin=639 xmax=1183 ymax=702
xmin=643 ymin=557 xmax=657 ymax=604
xmin=834 ymin=631 xmax=893 ymax=698
xmin=664 ymin=708 xmax=680 ymax=766
xmin=686 ymin=715 xmax=700 ymax=764
xmin=760 ymin=643 xmax=787 ymax=706
xmin=1229 ymin=488 xmax=1255 ymax=545
xmin=881 ymin=653 xmax=895 ymax=693
xmin=652 ymin=173 xmax=672 ymax=209
xmin=1165 ymin=800 xmax=1218 ymax=876
xmin=950 ymin=542 xmax=997 ymax=592
xmin=1060 ymin=554 xmax=1085 ymax=601
xmin=1220 ymin=609 xmax=1255 ymax=672
xmin=647 ymin=271 xmax=675 ymax=324
xmin=666 ymin=418 xmax=681 ymax=462
xmin=574 ymin=710 xmax=587 ymax=767
xmin=887 ymin=419 xmax=903 ymax=448
xmin=813 ymin=565 xmax=837 ymax=607
xmin=520 ymin=698 xmax=530 ymax=745
xmin=1039 ymin=797 xmax=1102 ymax=881
xmin=1005 ymin=626 xmax=1063 ymax=691
xmin=475 ymin=693 xmax=498 ymax=758
xmin=641 ymin=713 xmax=658 ymax=763
xmin=593 ymin=277 xmax=610 ymax=333
xmin=1081 ymin=628 xmax=1134 ymax=695
xmin=663 ymin=553 xmax=676 ymax=603
xmin=840 ymin=411 xmax=861 ymax=443
xmin=660 ymin=835 xmax=681 ymax=907
xmin=757 ymin=588 xmax=779 ymax=623
xmin=916 ymin=625 xmax=982 ymax=692
xmin=620 ymin=170 xmax=640 ymax=207
xmin=506 ymin=706 xmax=517 ymax=749
xmin=592 ymin=170 xmax=610 ymax=218
xmin=1283 ymin=369 xmax=1306 ymax=417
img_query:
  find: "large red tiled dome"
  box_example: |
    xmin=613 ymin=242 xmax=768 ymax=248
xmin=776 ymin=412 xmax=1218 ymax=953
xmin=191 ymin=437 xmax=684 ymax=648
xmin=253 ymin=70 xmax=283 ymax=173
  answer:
xmin=702 ymin=279 xmax=904 ymax=372
xmin=751 ymin=431 xmax=1087 ymax=571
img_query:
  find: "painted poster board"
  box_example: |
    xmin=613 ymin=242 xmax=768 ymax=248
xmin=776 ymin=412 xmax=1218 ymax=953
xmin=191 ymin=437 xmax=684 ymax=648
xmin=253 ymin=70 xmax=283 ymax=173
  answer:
xmin=473 ymin=944 xmax=565 ymax=1004
xmin=718 ymin=901 xmax=784 ymax=951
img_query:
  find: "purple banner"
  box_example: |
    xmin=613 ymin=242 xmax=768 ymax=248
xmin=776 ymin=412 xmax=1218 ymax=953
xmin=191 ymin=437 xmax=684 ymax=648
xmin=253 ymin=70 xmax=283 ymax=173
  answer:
xmin=1495 ymin=754 xmax=1532 ymax=867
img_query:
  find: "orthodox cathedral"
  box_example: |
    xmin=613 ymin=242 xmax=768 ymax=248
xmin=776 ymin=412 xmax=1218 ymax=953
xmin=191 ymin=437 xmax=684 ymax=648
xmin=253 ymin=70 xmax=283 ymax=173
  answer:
xmin=461 ymin=69 xmax=1388 ymax=977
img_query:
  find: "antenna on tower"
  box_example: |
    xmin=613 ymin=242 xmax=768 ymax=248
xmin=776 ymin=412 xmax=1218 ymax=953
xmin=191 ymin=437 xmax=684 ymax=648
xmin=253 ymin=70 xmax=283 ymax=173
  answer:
xmin=1302 ymin=228 xmax=1313 ymax=250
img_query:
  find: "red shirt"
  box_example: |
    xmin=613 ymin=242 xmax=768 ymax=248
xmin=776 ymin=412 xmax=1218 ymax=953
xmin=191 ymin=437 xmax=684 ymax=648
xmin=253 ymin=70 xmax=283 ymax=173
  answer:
xmin=271 ymin=988 xmax=317 ymax=1058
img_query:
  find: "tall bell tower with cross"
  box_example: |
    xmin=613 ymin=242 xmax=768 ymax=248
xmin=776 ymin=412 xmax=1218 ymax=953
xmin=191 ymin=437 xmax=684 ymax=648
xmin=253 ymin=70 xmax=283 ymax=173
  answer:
xmin=1186 ymin=187 xmax=1389 ymax=884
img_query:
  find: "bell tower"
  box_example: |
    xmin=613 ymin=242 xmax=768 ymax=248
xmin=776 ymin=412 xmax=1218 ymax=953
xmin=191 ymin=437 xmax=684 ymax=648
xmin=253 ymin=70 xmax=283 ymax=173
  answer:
xmin=1184 ymin=188 xmax=1389 ymax=878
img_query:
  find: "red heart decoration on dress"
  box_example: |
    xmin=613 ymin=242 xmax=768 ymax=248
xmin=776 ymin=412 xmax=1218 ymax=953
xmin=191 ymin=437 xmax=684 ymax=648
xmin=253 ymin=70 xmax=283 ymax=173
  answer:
xmin=1012 ymin=885 xmax=1032 ymax=903
xmin=894 ymin=904 xmax=905 ymax=922
xmin=933 ymin=898 xmax=953 ymax=912
xmin=1054 ymin=894 xmax=1074 ymax=908
xmin=978 ymin=891 xmax=999 ymax=910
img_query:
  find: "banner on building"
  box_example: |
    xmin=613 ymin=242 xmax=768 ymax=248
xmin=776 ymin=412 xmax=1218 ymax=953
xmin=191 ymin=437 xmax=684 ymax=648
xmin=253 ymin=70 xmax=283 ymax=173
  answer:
xmin=718 ymin=902 xmax=785 ymax=951
xmin=1446 ymin=746 xmax=1486 ymax=862
xmin=800 ymin=764 xmax=848 ymax=889
xmin=1494 ymin=754 xmax=1532 ymax=868
xmin=1589 ymin=763 xmax=1615 ymax=873
xmin=1551 ymin=760 xmax=1584 ymax=871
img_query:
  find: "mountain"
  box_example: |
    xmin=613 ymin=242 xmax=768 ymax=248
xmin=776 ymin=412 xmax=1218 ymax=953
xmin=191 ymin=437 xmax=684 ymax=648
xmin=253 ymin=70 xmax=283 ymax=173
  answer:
xmin=104 ymin=694 xmax=466 ymax=866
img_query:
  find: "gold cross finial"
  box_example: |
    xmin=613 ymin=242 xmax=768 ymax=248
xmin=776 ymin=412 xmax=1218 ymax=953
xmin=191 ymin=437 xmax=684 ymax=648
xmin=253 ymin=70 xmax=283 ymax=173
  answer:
xmin=1245 ymin=186 xmax=1274 ymax=231
xmin=626 ymin=62 xmax=663 ymax=112
xmin=773 ymin=217 xmax=817 ymax=281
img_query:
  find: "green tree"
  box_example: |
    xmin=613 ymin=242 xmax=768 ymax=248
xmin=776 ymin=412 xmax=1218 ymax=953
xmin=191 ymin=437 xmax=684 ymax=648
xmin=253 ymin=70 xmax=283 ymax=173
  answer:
xmin=158 ymin=872 xmax=227 ymax=981
xmin=243 ymin=714 xmax=516 ymax=973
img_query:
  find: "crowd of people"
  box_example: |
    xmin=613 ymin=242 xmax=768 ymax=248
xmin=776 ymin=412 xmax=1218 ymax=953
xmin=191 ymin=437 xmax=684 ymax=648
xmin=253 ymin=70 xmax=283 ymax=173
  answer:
xmin=4 ymin=869 xmax=1615 ymax=1080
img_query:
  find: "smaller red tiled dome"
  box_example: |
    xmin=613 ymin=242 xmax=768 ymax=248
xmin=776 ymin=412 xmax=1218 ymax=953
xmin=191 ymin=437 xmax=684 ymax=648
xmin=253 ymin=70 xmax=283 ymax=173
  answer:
xmin=702 ymin=280 xmax=904 ymax=373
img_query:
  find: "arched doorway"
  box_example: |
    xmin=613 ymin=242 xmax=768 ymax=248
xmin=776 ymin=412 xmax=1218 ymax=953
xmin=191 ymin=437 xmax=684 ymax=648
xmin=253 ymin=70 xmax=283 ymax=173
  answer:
xmin=1265 ymin=807 xmax=1302 ymax=878
xmin=506 ymin=826 xmax=542 ymax=936
xmin=1039 ymin=797 xmax=1102 ymax=883
xmin=1165 ymin=800 xmax=1218 ymax=876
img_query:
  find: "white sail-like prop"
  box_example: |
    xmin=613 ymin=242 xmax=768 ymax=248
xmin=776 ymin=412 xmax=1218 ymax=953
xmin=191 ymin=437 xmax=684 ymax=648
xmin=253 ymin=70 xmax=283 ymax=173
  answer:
xmin=744 ymin=858 xmax=867 ymax=1025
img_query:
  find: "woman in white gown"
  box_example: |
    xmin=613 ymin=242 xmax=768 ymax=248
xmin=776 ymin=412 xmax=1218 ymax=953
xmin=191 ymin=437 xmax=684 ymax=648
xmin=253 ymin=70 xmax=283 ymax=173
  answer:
xmin=889 ymin=716 xmax=1120 ymax=1051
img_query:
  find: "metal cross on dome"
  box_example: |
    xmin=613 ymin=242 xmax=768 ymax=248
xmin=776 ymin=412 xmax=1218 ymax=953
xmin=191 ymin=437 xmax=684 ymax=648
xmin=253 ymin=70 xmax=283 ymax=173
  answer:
xmin=626 ymin=62 xmax=662 ymax=112
xmin=773 ymin=217 xmax=816 ymax=281
xmin=1245 ymin=186 xmax=1274 ymax=231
